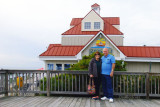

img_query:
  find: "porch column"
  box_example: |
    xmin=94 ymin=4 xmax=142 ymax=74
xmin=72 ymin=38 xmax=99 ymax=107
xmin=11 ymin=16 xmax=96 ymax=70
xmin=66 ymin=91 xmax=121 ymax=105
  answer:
xmin=62 ymin=64 xmax=64 ymax=70
xmin=54 ymin=63 xmax=56 ymax=70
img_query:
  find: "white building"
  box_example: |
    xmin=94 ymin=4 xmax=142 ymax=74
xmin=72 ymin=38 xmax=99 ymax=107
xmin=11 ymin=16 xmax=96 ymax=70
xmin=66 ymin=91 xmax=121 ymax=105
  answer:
xmin=39 ymin=3 xmax=160 ymax=72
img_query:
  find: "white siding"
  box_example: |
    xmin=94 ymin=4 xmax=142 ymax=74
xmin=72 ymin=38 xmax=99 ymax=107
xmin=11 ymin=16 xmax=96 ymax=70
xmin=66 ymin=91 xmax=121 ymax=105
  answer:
xmin=126 ymin=62 xmax=149 ymax=72
xmin=61 ymin=36 xmax=93 ymax=45
xmin=151 ymin=62 xmax=160 ymax=73
xmin=108 ymin=36 xmax=123 ymax=46
xmin=81 ymin=10 xmax=104 ymax=31
xmin=126 ymin=62 xmax=160 ymax=73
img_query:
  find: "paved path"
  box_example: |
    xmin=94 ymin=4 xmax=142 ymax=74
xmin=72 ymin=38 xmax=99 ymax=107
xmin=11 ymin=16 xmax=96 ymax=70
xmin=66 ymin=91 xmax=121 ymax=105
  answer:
xmin=0 ymin=96 xmax=160 ymax=107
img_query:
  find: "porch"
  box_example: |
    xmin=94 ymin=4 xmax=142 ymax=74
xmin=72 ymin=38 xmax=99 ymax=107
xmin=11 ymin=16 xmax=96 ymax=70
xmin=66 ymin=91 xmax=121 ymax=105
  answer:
xmin=1 ymin=96 xmax=160 ymax=107
xmin=0 ymin=70 xmax=160 ymax=106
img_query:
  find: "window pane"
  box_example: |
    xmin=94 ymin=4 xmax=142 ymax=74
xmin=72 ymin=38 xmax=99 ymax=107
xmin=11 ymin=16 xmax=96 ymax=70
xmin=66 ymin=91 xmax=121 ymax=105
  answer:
xmin=94 ymin=22 xmax=100 ymax=29
xmin=84 ymin=22 xmax=91 ymax=29
xmin=64 ymin=64 xmax=70 ymax=70
xmin=47 ymin=64 xmax=54 ymax=70
xmin=56 ymin=64 xmax=62 ymax=70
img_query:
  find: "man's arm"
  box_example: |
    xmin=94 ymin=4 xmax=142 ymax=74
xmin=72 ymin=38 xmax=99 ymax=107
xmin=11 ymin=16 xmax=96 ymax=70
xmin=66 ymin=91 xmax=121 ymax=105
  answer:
xmin=110 ymin=63 xmax=115 ymax=77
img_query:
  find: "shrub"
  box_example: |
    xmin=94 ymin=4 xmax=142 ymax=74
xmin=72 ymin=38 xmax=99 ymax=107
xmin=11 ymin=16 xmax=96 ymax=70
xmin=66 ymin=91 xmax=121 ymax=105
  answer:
xmin=40 ymin=74 xmax=88 ymax=92
xmin=67 ymin=52 xmax=127 ymax=71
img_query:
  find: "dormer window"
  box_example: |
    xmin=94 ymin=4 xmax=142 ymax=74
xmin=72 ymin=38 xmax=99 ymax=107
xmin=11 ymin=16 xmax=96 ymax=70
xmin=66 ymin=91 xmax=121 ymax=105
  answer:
xmin=84 ymin=22 xmax=91 ymax=29
xmin=94 ymin=22 xmax=100 ymax=29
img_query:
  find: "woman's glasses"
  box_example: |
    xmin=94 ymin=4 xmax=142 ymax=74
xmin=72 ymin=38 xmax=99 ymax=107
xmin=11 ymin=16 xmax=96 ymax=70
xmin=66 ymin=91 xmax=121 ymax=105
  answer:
xmin=95 ymin=54 xmax=100 ymax=55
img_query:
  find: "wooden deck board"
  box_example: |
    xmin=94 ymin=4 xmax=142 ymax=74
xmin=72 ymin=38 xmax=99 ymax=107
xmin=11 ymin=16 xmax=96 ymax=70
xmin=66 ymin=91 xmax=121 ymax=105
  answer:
xmin=69 ymin=97 xmax=78 ymax=107
xmin=128 ymin=99 xmax=142 ymax=107
xmin=84 ymin=97 xmax=90 ymax=107
xmin=75 ymin=97 xmax=82 ymax=107
xmin=48 ymin=97 xmax=65 ymax=107
xmin=0 ymin=96 xmax=160 ymax=107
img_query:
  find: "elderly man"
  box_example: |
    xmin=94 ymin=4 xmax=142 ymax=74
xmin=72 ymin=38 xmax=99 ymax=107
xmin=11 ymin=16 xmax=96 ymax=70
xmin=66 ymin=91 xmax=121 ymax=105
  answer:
xmin=101 ymin=48 xmax=115 ymax=103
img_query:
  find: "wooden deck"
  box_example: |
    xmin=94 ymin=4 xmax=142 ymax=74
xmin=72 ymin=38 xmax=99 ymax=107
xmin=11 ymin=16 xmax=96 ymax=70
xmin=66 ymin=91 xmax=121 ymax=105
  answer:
xmin=0 ymin=96 xmax=160 ymax=107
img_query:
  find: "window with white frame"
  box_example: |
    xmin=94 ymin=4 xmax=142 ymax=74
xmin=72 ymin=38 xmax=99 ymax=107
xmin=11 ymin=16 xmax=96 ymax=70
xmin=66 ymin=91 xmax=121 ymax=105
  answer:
xmin=56 ymin=64 xmax=62 ymax=70
xmin=47 ymin=64 xmax=54 ymax=70
xmin=64 ymin=64 xmax=70 ymax=70
xmin=94 ymin=22 xmax=100 ymax=29
xmin=84 ymin=22 xmax=91 ymax=29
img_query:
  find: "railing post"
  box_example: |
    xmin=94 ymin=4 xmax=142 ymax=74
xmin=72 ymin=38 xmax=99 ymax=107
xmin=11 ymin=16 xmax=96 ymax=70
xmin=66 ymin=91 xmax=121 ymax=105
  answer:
xmin=5 ymin=70 xmax=8 ymax=97
xmin=146 ymin=73 xmax=150 ymax=99
xmin=47 ymin=70 xmax=50 ymax=97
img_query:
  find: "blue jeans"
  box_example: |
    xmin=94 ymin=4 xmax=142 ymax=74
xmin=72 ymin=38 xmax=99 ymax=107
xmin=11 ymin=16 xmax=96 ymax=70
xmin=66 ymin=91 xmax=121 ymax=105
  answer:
xmin=101 ymin=74 xmax=113 ymax=98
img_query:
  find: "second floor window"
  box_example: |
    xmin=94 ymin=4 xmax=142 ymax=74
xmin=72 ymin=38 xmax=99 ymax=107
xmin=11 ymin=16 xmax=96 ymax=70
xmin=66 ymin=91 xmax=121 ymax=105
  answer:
xmin=84 ymin=22 xmax=91 ymax=29
xmin=94 ymin=22 xmax=100 ymax=29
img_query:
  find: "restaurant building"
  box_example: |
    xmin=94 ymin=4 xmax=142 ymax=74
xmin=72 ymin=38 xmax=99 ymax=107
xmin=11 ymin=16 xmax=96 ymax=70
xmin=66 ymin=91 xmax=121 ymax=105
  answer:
xmin=39 ymin=3 xmax=160 ymax=72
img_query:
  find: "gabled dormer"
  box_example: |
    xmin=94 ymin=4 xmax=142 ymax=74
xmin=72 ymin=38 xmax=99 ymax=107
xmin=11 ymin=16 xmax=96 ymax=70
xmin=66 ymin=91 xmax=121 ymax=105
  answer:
xmin=81 ymin=4 xmax=104 ymax=31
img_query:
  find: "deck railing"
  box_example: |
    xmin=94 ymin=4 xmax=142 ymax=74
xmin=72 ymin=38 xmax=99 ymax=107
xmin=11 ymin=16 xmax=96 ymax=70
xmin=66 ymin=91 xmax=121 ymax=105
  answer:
xmin=0 ymin=70 xmax=160 ymax=98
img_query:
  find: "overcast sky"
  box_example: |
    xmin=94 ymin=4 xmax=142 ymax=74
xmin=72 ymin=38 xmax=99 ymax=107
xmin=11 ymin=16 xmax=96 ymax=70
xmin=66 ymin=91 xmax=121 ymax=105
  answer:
xmin=0 ymin=0 xmax=160 ymax=69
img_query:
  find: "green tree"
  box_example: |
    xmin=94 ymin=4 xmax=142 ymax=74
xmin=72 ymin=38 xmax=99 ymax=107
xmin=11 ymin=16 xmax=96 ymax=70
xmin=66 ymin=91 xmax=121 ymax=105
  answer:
xmin=67 ymin=52 xmax=127 ymax=71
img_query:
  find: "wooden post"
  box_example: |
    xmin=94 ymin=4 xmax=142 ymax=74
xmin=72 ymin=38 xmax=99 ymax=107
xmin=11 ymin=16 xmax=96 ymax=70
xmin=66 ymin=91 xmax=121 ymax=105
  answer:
xmin=5 ymin=70 xmax=8 ymax=97
xmin=47 ymin=70 xmax=50 ymax=97
xmin=146 ymin=73 xmax=150 ymax=99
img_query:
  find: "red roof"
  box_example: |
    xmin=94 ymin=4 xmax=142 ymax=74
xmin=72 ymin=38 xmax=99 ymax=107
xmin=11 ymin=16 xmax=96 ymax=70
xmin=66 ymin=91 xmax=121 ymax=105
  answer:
xmin=62 ymin=20 xmax=123 ymax=35
xmin=118 ymin=46 xmax=160 ymax=58
xmin=103 ymin=17 xmax=120 ymax=25
xmin=103 ymin=20 xmax=123 ymax=35
xmin=40 ymin=44 xmax=160 ymax=58
xmin=40 ymin=44 xmax=84 ymax=56
xmin=91 ymin=3 xmax=100 ymax=7
xmin=62 ymin=23 xmax=99 ymax=35
xmin=70 ymin=17 xmax=120 ymax=26
xmin=40 ymin=45 xmax=160 ymax=58
xmin=63 ymin=9 xmax=122 ymax=35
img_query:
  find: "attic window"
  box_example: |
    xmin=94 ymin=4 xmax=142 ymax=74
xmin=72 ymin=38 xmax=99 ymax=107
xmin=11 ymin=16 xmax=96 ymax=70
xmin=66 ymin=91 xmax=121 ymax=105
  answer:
xmin=84 ymin=22 xmax=91 ymax=29
xmin=94 ymin=22 xmax=100 ymax=29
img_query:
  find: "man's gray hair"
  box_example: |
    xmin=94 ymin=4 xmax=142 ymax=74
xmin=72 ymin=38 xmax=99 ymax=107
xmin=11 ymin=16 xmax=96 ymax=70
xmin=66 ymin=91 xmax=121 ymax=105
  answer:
xmin=103 ymin=48 xmax=108 ymax=51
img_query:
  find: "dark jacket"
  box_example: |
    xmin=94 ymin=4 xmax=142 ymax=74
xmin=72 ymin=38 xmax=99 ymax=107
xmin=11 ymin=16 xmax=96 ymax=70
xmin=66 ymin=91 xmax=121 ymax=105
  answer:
xmin=89 ymin=58 xmax=102 ymax=77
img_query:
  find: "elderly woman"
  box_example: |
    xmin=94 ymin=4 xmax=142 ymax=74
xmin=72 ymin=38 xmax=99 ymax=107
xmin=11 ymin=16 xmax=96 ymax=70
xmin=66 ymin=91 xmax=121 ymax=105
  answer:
xmin=89 ymin=51 xmax=102 ymax=100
